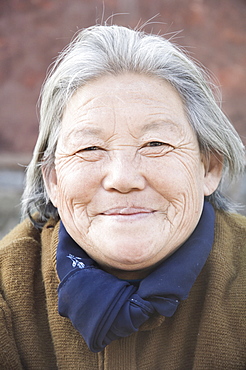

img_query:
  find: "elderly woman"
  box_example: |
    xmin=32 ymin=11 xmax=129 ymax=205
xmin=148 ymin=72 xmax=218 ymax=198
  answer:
xmin=0 ymin=25 xmax=245 ymax=369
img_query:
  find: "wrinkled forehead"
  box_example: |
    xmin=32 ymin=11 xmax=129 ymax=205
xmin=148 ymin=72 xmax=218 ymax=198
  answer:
xmin=60 ymin=73 xmax=193 ymax=139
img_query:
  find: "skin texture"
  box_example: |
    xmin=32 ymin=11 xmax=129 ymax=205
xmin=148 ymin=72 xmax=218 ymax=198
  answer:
xmin=44 ymin=73 xmax=222 ymax=279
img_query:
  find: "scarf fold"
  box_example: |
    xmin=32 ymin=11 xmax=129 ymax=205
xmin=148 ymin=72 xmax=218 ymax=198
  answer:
xmin=57 ymin=201 xmax=215 ymax=352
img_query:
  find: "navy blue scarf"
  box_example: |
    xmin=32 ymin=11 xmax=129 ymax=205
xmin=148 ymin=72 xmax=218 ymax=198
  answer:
xmin=57 ymin=201 xmax=215 ymax=353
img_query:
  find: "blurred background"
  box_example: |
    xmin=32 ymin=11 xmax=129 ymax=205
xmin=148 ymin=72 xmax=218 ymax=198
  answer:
xmin=0 ymin=0 xmax=246 ymax=238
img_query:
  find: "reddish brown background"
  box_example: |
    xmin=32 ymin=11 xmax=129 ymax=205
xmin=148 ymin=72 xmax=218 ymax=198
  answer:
xmin=0 ymin=0 xmax=246 ymax=167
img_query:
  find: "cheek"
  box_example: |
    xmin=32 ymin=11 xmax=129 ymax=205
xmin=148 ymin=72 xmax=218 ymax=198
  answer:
xmin=148 ymin=157 xmax=204 ymax=245
xmin=55 ymin=159 xmax=102 ymax=208
xmin=148 ymin=155 xmax=204 ymax=204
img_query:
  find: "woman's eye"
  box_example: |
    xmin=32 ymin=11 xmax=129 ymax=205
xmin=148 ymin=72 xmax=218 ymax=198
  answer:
xmin=146 ymin=141 xmax=165 ymax=147
xmin=75 ymin=146 xmax=105 ymax=161
xmin=82 ymin=146 xmax=100 ymax=151
xmin=140 ymin=141 xmax=174 ymax=156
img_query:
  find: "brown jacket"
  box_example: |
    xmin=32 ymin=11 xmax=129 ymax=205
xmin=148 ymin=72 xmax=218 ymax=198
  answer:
xmin=0 ymin=210 xmax=245 ymax=369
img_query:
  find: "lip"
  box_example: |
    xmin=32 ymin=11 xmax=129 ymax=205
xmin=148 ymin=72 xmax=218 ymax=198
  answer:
xmin=102 ymin=207 xmax=155 ymax=216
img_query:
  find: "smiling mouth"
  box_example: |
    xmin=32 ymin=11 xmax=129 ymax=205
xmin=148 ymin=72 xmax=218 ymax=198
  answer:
xmin=102 ymin=207 xmax=156 ymax=218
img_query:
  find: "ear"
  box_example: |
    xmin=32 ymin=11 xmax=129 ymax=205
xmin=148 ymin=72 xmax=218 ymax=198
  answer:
xmin=203 ymin=152 xmax=223 ymax=196
xmin=42 ymin=165 xmax=58 ymax=208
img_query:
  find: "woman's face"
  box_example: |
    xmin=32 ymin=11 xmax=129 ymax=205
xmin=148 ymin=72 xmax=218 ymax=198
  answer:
xmin=45 ymin=73 xmax=220 ymax=278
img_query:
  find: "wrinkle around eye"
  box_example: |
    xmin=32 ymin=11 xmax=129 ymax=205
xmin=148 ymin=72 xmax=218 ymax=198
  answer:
xmin=75 ymin=146 xmax=106 ymax=162
xmin=139 ymin=142 xmax=175 ymax=157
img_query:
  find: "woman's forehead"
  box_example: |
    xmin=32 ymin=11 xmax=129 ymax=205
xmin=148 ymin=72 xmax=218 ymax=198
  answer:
xmin=73 ymin=73 xmax=178 ymax=100
xmin=61 ymin=73 xmax=189 ymax=135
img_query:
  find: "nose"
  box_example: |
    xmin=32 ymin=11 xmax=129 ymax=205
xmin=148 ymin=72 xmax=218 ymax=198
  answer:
xmin=102 ymin=151 xmax=146 ymax=193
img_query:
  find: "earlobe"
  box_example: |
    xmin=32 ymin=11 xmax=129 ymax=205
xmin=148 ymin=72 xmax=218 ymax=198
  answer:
xmin=42 ymin=166 xmax=58 ymax=208
xmin=203 ymin=152 xmax=223 ymax=196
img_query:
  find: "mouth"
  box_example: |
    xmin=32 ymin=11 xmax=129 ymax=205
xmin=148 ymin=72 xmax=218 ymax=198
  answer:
xmin=101 ymin=207 xmax=156 ymax=219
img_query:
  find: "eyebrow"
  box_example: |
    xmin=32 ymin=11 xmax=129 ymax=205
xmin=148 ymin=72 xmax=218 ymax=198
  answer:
xmin=140 ymin=120 xmax=180 ymax=134
xmin=66 ymin=127 xmax=103 ymax=140
xmin=65 ymin=120 xmax=180 ymax=142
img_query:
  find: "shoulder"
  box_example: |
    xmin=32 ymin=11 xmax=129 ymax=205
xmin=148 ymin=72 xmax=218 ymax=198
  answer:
xmin=0 ymin=216 xmax=60 ymax=294
xmin=209 ymin=210 xmax=246 ymax=302
xmin=0 ymin=219 xmax=42 ymax=267
xmin=0 ymin=218 xmax=41 ymax=252
xmin=215 ymin=209 xmax=246 ymax=233
xmin=195 ymin=211 xmax=246 ymax=363
xmin=0 ymin=219 xmax=57 ymax=367
xmin=214 ymin=210 xmax=246 ymax=261
xmin=0 ymin=217 xmax=60 ymax=273
xmin=0 ymin=219 xmax=43 ymax=292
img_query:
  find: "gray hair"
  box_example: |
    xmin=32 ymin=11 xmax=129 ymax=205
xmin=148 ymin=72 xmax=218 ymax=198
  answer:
xmin=22 ymin=24 xmax=245 ymax=226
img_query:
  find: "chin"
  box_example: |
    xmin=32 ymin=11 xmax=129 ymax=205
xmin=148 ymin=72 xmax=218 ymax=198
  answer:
xmin=101 ymin=247 xmax=162 ymax=271
xmin=101 ymin=258 xmax=159 ymax=279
